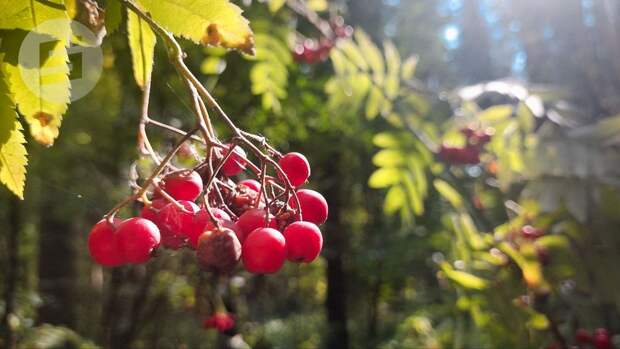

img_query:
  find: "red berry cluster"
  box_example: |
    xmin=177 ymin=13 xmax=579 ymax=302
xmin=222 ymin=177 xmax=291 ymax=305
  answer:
xmin=438 ymin=126 xmax=494 ymax=165
xmin=292 ymin=16 xmax=353 ymax=64
xmin=547 ymin=328 xmax=613 ymax=349
xmin=88 ymin=149 xmax=328 ymax=276
xmin=203 ymin=312 xmax=235 ymax=333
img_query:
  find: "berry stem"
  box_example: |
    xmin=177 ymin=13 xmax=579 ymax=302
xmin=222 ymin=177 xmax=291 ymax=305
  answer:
xmin=104 ymin=128 xmax=199 ymax=222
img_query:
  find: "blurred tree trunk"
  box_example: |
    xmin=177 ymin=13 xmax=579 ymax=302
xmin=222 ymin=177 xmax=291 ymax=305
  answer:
xmin=457 ymin=0 xmax=495 ymax=82
xmin=324 ymin=152 xmax=349 ymax=349
xmin=1 ymin=197 xmax=21 ymax=349
xmin=37 ymin=195 xmax=77 ymax=327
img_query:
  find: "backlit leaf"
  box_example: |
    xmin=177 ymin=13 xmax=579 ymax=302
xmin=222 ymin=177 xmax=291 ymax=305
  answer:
xmin=136 ymin=0 xmax=254 ymax=54
xmin=0 ymin=31 xmax=70 ymax=146
xmin=0 ymin=63 xmax=28 ymax=199
xmin=0 ymin=0 xmax=69 ymax=38
xmin=127 ymin=8 xmax=156 ymax=89
xmin=369 ymin=167 xmax=401 ymax=188
xmin=440 ymin=262 xmax=488 ymax=290
xmin=434 ymin=179 xmax=463 ymax=210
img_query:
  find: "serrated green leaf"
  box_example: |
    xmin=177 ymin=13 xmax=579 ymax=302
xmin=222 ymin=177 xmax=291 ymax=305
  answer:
xmin=0 ymin=31 xmax=70 ymax=146
xmin=105 ymin=0 xmax=122 ymax=33
xmin=268 ymin=0 xmax=286 ymax=12
xmin=440 ymin=262 xmax=488 ymax=290
xmin=433 ymin=179 xmax=463 ymax=210
xmin=136 ymin=0 xmax=255 ymax=54
xmin=401 ymin=55 xmax=418 ymax=80
xmin=127 ymin=9 xmax=156 ymax=89
xmin=365 ymin=86 xmax=383 ymax=119
xmin=369 ymin=167 xmax=401 ymax=188
xmin=0 ymin=63 xmax=27 ymax=199
xmin=0 ymin=0 xmax=69 ymax=38
xmin=384 ymin=185 xmax=405 ymax=214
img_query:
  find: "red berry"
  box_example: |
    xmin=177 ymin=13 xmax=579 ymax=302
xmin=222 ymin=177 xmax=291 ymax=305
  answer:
xmin=161 ymin=171 xmax=203 ymax=201
xmin=278 ymin=152 xmax=311 ymax=187
xmin=88 ymin=218 xmax=124 ymax=267
xmin=220 ymin=144 xmax=247 ymax=177
xmin=158 ymin=200 xmax=200 ymax=238
xmin=116 ymin=218 xmax=161 ymax=264
xmin=196 ymin=227 xmax=241 ymax=273
xmin=203 ymin=313 xmax=235 ymax=332
xmin=283 ymin=221 xmax=323 ymax=263
xmin=576 ymin=328 xmax=592 ymax=344
xmin=140 ymin=198 xmax=167 ymax=224
xmin=521 ymin=225 xmax=545 ymax=239
xmin=238 ymin=179 xmax=261 ymax=193
xmin=593 ymin=328 xmax=612 ymax=349
xmin=187 ymin=208 xmax=231 ymax=248
xmin=289 ymin=189 xmax=328 ymax=225
xmin=242 ymin=228 xmax=287 ymax=274
xmin=237 ymin=208 xmax=277 ymax=242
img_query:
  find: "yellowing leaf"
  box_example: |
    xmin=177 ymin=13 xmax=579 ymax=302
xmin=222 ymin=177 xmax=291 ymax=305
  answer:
xmin=478 ymin=105 xmax=513 ymax=124
xmin=127 ymin=9 xmax=156 ymax=89
xmin=433 ymin=179 xmax=464 ymax=210
xmin=0 ymin=31 xmax=70 ymax=146
xmin=369 ymin=167 xmax=401 ymax=188
xmin=365 ymin=86 xmax=383 ymax=119
xmin=401 ymin=55 xmax=418 ymax=80
xmin=384 ymin=185 xmax=405 ymax=214
xmin=136 ymin=0 xmax=255 ymax=54
xmin=0 ymin=0 xmax=69 ymax=38
xmin=0 ymin=67 xmax=28 ymax=199
xmin=440 ymin=262 xmax=488 ymax=290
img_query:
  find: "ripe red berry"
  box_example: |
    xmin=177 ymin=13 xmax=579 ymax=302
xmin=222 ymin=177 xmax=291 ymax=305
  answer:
xmin=242 ymin=228 xmax=287 ymax=274
xmin=278 ymin=152 xmax=311 ymax=187
xmin=140 ymin=198 xmax=167 ymax=224
xmin=238 ymin=179 xmax=261 ymax=193
xmin=237 ymin=208 xmax=277 ymax=242
xmin=158 ymin=200 xmax=200 ymax=237
xmin=187 ymin=208 xmax=231 ymax=248
xmin=593 ymin=328 xmax=612 ymax=349
xmin=220 ymin=144 xmax=247 ymax=176
xmin=283 ymin=221 xmax=323 ymax=263
xmin=289 ymin=189 xmax=328 ymax=225
xmin=576 ymin=328 xmax=592 ymax=344
xmin=116 ymin=217 xmax=161 ymax=264
xmin=196 ymin=227 xmax=241 ymax=273
xmin=88 ymin=218 xmax=124 ymax=267
xmin=161 ymin=171 xmax=203 ymax=201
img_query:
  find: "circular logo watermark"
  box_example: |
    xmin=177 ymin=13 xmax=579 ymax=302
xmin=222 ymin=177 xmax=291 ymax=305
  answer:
xmin=18 ymin=19 xmax=103 ymax=103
